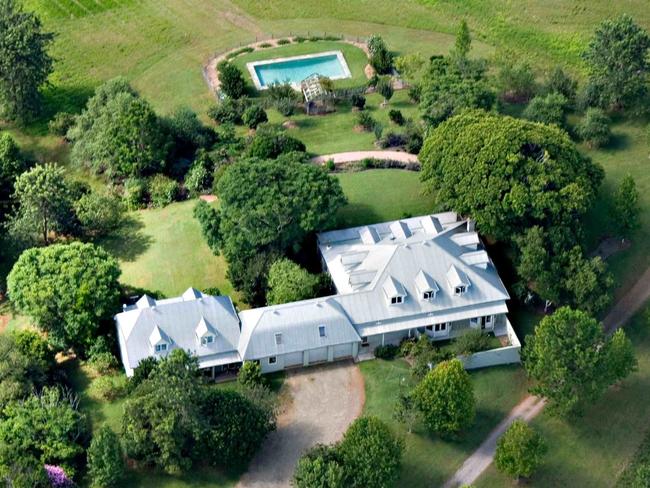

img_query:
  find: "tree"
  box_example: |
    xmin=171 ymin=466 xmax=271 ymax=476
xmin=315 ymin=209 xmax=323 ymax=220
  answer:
xmin=246 ymin=127 xmax=306 ymax=159
xmin=0 ymin=387 xmax=86 ymax=483
xmin=338 ymin=416 xmax=404 ymax=488
xmin=495 ymin=51 xmax=536 ymax=102
xmin=606 ymin=328 xmax=637 ymax=384
xmin=522 ymin=307 xmax=635 ymax=416
xmin=217 ymin=61 xmax=246 ymax=99
xmin=451 ymin=20 xmax=471 ymax=61
xmin=419 ymin=57 xmax=494 ymax=128
xmin=238 ymin=361 xmax=264 ymax=388
xmin=0 ymin=0 xmax=54 ymax=122
xmin=545 ymin=66 xmax=577 ymax=105
xmin=576 ymin=108 xmax=611 ymax=148
xmin=367 ymin=35 xmax=393 ymax=74
xmin=495 ymin=420 xmax=547 ymax=480
xmin=392 ymin=391 xmax=418 ymax=434
xmin=0 ymin=331 xmax=50 ymax=406
xmin=88 ymin=426 xmax=125 ymax=488
xmin=74 ymin=192 xmax=124 ymax=238
xmin=419 ymin=110 xmax=603 ymax=242
xmin=294 ymin=444 xmax=345 ymax=488
xmin=583 ymin=14 xmax=650 ymax=110
xmin=242 ymin=105 xmax=268 ymax=129
xmin=522 ymin=93 xmax=568 ymax=127
xmin=413 ymin=359 xmax=475 ymax=436
xmin=266 ymin=258 xmax=321 ymax=305
xmin=162 ymin=107 xmax=214 ymax=160
xmin=376 ymin=77 xmax=394 ymax=105
xmin=7 ymin=242 xmax=121 ymax=351
xmin=203 ymin=157 xmax=345 ymax=304
xmin=70 ymin=91 xmax=168 ymax=180
xmin=193 ymin=200 xmax=221 ymax=254
xmin=0 ymin=132 xmax=27 ymax=219
xmin=6 ymin=163 xmax=74 ymax=245
xmin=611 ymin=174 xmax=640 ymax=238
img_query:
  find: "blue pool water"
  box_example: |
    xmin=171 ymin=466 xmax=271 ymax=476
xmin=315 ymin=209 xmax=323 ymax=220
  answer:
xmin=253 ymin=53 xmax=348 ymax=87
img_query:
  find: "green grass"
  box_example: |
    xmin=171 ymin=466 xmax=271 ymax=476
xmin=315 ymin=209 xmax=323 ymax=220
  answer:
xmin=477 ymin=307 xmax=650 ymax=487
xmin=360 ymin=359 xmax=529 ymax=486
xmin=98 ymin=199 xmax=238 ymax=302
xmin=231 ymin=40 xmax=369 ymax=90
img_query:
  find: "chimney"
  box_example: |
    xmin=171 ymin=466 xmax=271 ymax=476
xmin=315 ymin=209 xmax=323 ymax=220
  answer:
xmin=467 ymin=220 xmax=476 ymax=232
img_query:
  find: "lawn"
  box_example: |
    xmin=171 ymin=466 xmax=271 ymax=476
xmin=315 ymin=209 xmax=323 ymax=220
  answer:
xmin=360 ymin=359 xmax=529 ymax=486
xmin=230 ymin=40 xmax=369 ymax=91
xmin=476 ymin=307 xmax=650 ymax=487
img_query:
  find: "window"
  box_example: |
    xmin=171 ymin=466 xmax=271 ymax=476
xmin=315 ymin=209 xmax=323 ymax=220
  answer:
xmin=361 ymin=336 xmax=369 ymax=347
xmin=201 ymin=335 xmax=214 ymax=346
xmin=319 ymin=325 xmax=326 ymax=337
xmin=391 ymin=296 xmax=403 ymax=305
xmin=434 ymin=323 xmax=447 ymax=332
xmin=454 ymin=285 xmax=466 ymax=296
xmin=423 ymin=290 xmax=434 ymax=300
xmin=275 ymin=333 xmax=282 ymax=345
xmin=268 ymin=356 xmax=277 ymax=364
xmin=426 ymin=325 xmax=433 ymax=331
xmin=155 ymin=343 xmax=167 ymax=353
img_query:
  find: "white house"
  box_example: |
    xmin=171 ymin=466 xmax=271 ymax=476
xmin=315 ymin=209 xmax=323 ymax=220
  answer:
xmin=115 ymin=212 xmax=516 ymax=376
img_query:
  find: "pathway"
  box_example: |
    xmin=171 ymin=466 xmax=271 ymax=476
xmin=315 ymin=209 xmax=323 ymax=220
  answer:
xmin=237 ymin=361 xmax=365 ymax=488
xmin=443 ymin=265 xmax=650 ymax=487
xmin=311 ymin=150 xmax=419 ymax=166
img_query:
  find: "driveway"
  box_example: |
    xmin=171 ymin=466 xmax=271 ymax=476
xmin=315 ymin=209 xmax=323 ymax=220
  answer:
xmin=237 ymin=361 xmax=365 ymax=488
xmin=311 ymin=150 xmax=419 ymax=166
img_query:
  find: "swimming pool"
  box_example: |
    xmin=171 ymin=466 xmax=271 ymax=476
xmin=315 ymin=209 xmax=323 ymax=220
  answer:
xmin=246 ymin=51 xmax=352 ymax=90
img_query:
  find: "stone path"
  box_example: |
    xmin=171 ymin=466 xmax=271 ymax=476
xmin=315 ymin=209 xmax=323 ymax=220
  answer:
xmin=311 ymin=150 xmax=419 ymax=166
xmin=237 ymin=361 xmax=365 ymax=488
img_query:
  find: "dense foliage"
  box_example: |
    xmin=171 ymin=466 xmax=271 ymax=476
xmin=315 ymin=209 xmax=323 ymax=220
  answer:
xmin=576 ymin=107 xmax=611 ymax=148
xmin=495 ymin=420 xmax=547 ymax=480
xmin=74 ymin=192 xmax=124 ymax=238
xmin=7 ymin=242 xmax=121 ymax=351
xmin=522 ymin=93 xmax=568 ymax=127
xmin=87 ymin=426 xmax=125 ymax=488
xmin=217 ymin=61 xmax=246 ymax=99
xmin=0 ymin=0 xmax=54 ymax=122
xmin=246 ymin=127 xmax=306 ymax=159
xmin=266 ymin=258 xmax=322 ymax=305
xmin=367 ymin=35 xmax=393 ymax=74
xmin=611 ymin=175 xmax=640 ymax=238
xmin=413 ymin=359 xmax=475 ymax=436
xmin=242 ymin=105 xmax=268 ymax=129
xmin=0 ymin=330 xmax=51 ymax=406
xmin=522 ymin=307 xmax=636 ymax=416
xmin=294 ymin=444 xmax=345 ymax=488
xmin=0 ymin=132 xmax=27 ymax=219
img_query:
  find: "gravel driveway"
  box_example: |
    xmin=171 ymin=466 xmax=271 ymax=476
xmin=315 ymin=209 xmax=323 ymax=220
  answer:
xmin=237 ymin=361 xmax=365 ymax=488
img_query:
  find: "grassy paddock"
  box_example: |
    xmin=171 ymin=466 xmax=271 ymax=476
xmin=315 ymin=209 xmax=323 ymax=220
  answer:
xmin=360 ymin=359 xmax=529 ymax=486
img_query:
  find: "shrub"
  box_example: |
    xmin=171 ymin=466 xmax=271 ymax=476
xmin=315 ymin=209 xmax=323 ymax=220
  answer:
xmin=238 ymin=361 xmax=264 ymax=388
xmin=367 ymin=35 xmax=393 ymax=74
xmin=388 ymin=109 xmax=404 ymax=125
xmin=74 ymin=192 xmax=125 ymax=238
xmin=259 ymin=42 xmax=272 ymax=48
xmin=122 ymin=177 xmax=147 ymax=210
xmin=373 ymin=123 xmax=384 ymax=141
xmin=242 ymin=105 xmax=268 ymax=129
xmin=48 ymin=112 xmax=76 ymax=137
xmin=207 ymin=98 xmax=247 ymax=125
xmin=374 ymin=344 xmax=399 ymax=360
xmin=576 ymin=107 xmax=611 ymax=148
xmin=89 ymin=352 xmax=119 ymax=375
xmin=294 ymin=444 xmax=345 ymax=488
xmin=225 ymin=47 xmax=254 ymax=60
xmin=247 ymin=127 xmax=306 ymax=159
xmin=495 ymin=420 xmax=547 ymax=480
xmin=217 ymin=61 xmax=246 ymax=99
xmin=350 ymin=93 xmax=366 ymax=110
xmin=148 ymin=174 xmax=178 ymax=208
xmin=522 ymin=93 xmax=568 ymax=127
xmin=90 ymin=374 xmax=128 ymax=401
xmin=404 ymin=122 xmax=423 ymax=154
xmin=294 ymin=36 xmax=307 ymax=43
xmin=356 ymin=111 xmax=376 ymax=131
xmin=184 ymin=158 xmax=213 ymax=197
xmin=495 ymin=53 xmax=536 ymax=102
xmin=376 ymin=76 xmax=394 ymax=103
xmin=379 ymin=132 xmax=408 ymax=149
xmin=277 ymin=38 xmax=291 ymax=45
xmin=88 ymin=425 xmax=125 ymax=488
xmin=325 ymin=160 xmax=336 ymax=172
xmin=453 ymin=329 xmax=492 ymax=355
xmin=44 ymin=465 xmax=74 ymax=488
xmin=408 ymin=83 xmax=422 ymax=103
xmin=545 ymin=66 xmax=577 ymax=104
xmin=276 ymin=97 xmax=296 ymax=116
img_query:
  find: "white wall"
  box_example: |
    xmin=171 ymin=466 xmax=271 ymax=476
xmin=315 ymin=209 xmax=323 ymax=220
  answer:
xmin=460 ymin=319 xmax=521 ymax=370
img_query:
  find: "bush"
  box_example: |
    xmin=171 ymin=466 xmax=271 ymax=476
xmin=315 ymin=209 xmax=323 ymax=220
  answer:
xmin=89 ymin=352 xmax=119 ymax=375
xmin=74 ymin=192 xmax=125 ymax=238
xmin=238 ymin=361 xmax=264 ymax=388
xmin=367 ymin=35 xmax=393 ymax=74
xmin=326 ymin=160 xmax=336 ymax=172
xmin=217 ymin=61 xmax=246 ymax=99
xmin=408 ymin=83 xmax=422 ymax=103
xmin=90 ymin=374 xmax=128 ymax=401
xmin=378 ymin=132 xmax=408 ymax=149
xmin=294 ymin=444 xmax=345 ymax=488
xmin=374 ymin=344 xmax=399 ymax=360
xmin=388 ymin=109 xmax=404 ymax=125
xmin=122 ymin=177 xmax=147 ymax=210
xmin=350 ymin=93 xmax=366 ymax=110
xmin=242 ymin=105 xmax=268 ymax=129
xmin=376 ymin=76 xmax=394 ymax=103
xmin=453 ymin=329 xmax=492 ymax=355
xmin=277 ymin=38 xmax=291 ymax=45
xmin=148 ymin=174 xmax=179 ymax=208
xmin=207 ymin=98 xmax=247 ymax=125
xmin=404 ymin=123 xmax=423 ymax=154
xmin=225 ymin=47 xmax=254 ymax=60
xmin=49 ymin=112 xmax=76 ymax=137
xmin=294 ymin=36 xmax=307 ymax=43
xmin=356 ymin=111 xmax=376 ymax=131
xmin=545 ymin=67 xmax=577 ymax=104
xmin=88 ymin=426 xmax=125 ymax=488
xmin=247 ymin=127 xmax=306 ymax=159
xmin=276 ymin=97 xmax=296 ymax=116
xmin=496 ymin=54 xmax=536 ymax=102
xmin=522 ymin=93 xmax=568 ymax=127
xmin=495 ymin=420 xmax=547 ymax=480
xmin=576 ymin=107 xmax=611 ymax=148
xmin=185 ymin=158 xmax=213 ymax=197
xmin=259 ymin=42 xmax=272 ymax=48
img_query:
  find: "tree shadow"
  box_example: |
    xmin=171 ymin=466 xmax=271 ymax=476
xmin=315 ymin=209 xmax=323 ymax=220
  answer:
xmin=604 ymin=131 xmax=631 ymax=151
xmin=336 ymin=202 xmax=382 ymax=228
xmin=96 ymin=214 xmax=153 ymax=263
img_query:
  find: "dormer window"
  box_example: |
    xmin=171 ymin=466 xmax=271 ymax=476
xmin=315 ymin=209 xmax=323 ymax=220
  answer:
xmin=195 ymin=317 xmax=216 ymax=348
xmin=201 ymin=335 xmax=214 ymax=346
xmin=319 ymin=325 xmax=326 ymax=337
xmin=423 ymin=290 xmax=434 ymax=300
xmin=455 ymin=285 xmax=467 ymax=296
xmin=383 ymin=275 xmax=406 ymax=306
xmin=275 ymin=333 xmax=282 ymax=345
xmin=155 ymin=343 xmax=167 ymax=353
xmin=391 ymin=296 xmax=403 ymax=305
xmin=415 ymin=270 xmax=438 ymax=302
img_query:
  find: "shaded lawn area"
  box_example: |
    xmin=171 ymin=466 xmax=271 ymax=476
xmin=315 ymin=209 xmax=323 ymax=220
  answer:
xmin=335 ymin=168 xmax=432 ymax=227
xmin=98 ymin=199 xmax=239 ymax=302
xmin=360 ymin=359 xmax=529 ymax=487
xmin=476 ymin=307 xmax=650 ymax=487
xmin=231 ymin=40 xmax=369 ymax=91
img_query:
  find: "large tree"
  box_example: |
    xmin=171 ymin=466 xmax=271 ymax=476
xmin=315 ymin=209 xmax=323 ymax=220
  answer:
xmin=0 ymin=0 xmax=54 ymax=122
xmin=583 ymin=14 xmax=650 ymax=111
xmin=413 ymin=358 xmax=475 ymax=437
xmin=495 ymin=420 xmax=547 ymax=480
xmin=7 ymin=242 xmax=121 ymax=351
xmin=69 ymin=78 xmax=168 ymax=180
xmin=522 ymin=307 xmax=636 ymax=416
xmin=6 ymin=163 xmax=74 ymax=245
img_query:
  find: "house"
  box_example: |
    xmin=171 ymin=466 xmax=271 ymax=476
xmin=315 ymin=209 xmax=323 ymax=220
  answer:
xmin=115 ymin=212 xmax=516 ymax=376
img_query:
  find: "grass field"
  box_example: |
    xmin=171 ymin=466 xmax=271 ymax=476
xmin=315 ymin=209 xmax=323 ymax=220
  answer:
xmin=360 ymin=359 xmax=529 ymax=486
xmin=477 ymin=307 xmax=650 ymax=487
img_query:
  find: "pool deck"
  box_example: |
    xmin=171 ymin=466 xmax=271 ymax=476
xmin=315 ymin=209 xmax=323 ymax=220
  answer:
xmin=245 ymin=50 xmax=351 ymax=90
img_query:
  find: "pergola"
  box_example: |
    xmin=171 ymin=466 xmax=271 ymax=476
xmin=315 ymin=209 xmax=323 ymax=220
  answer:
xmin=300 ymin=73 xmax=326 ymax=102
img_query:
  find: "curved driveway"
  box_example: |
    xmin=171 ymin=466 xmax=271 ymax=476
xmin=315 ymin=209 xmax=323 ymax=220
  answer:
xmin=311 ymin=150 xmax=419 ymax=165
xmin=237 ymin=361 xmax=365 ymax=488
